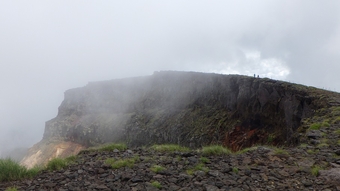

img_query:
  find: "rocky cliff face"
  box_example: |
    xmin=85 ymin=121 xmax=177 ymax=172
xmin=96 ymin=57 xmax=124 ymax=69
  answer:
xmin=21 ymin=71 xmax=340 ymax=167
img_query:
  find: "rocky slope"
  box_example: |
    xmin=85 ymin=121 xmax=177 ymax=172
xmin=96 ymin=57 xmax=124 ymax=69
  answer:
xmin=21 ymin=71 xmax=340 ymax=168
xmin=2 ymin=134 xmax=340 ymax=191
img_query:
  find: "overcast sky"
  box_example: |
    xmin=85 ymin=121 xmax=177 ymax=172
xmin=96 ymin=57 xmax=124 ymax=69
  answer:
xmin=1 ymin=1 xmax=340 ymax=155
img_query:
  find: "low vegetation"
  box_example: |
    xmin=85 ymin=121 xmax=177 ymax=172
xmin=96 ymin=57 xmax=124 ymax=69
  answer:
xmin=317 ymin=143 xmax=329 ymax=148
xmin=334 ymin=129 xmax=340 ymax=135
xmin=186 ymin=169 xmax=194 ymax=175
xmin=309 ymin=123 xmax=322 ymax=130
xmin=322 ymin=121 xmax=330 ymax=128
xmin=311 ymin=165 xmax=321 ymax=176
xmin=84 ymin=143 xmax=127 ymax=153
xmin=98 ymin=143 xmax=127 ymax=152
xmin=307 ymin=149 xmax=317 ymax=154
xmin=45 ymin=155 xmax=77 ymax=171
xmin=150 ymin=165 xmax=166 ymax=173
xmin=232 ymin=167 xmax=239 ymax=174
xmin=0 ymin=158 xmax=40 ymax=182
xmin=235 ymin=146 xmax=258 ymax=154
xmin=151 ymin=180 xmax=162 ymax=189
xmin=151 ymin=144 xmax=190 ymax=152
xmin=273 ymin=147 xmax=289 ymax=155
xmin=186 ymin=163 xmax=209 ymax=175
xmin=199 ymin=157 xmax=210 ymax=163
xmin=267 ymin=134 xmax=276 ymax=143
xmin=194 ymin=163 xmax=209 ymax=172
xmin=201 ymin=145 xmax=232 ymax=156
xmin=105 ymin=157 xmax=138 ymax=169
xmin=5 ymin=187 xmax=18 ymax=191
xmin=46 ymin=158 xmax=68 ymax=171
xmin=334 ymin=116 xmax=340 ymax=124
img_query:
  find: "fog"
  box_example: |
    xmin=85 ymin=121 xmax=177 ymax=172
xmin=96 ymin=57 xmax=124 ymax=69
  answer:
xmin=1 ymin=1 xmax=340 ymax=156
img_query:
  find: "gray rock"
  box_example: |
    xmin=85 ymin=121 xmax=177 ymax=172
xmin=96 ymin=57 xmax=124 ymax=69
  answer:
xmin=306 ymin=130 xmax=322 ymax=139
xmin=297 ymin=158 xmax=315 ymax=168
xmin=319 ymin=168 xmax=340 ymax=186
xmin=205 ymin=185 xmax=220 ymax=191
xmin=335 ymin=149 xmax=340 ymax=156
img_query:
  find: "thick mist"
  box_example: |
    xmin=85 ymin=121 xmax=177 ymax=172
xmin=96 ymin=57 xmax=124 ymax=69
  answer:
xmin=1 ymin=1 xmax=340 ymax=157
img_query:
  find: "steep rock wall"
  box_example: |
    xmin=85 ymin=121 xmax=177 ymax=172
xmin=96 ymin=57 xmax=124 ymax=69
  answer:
xmin=42 ymin=71 xmax=331 ymax=149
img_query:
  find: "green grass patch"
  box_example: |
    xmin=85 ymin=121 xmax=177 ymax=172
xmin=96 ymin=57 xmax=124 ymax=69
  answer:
xmin=273 ymin=148 xmax=289 ymax=155
xmin=307 ymin=149 xmax=317 ymax=154
xmin=64 ymin=155 xmax=77 ymax=164
xmin=201 ymin=145 xmax=231 ymax=156
xmin=323 ymin=119 xmax=331 ymax=123
xmin=267 ymin=134 xmax=275 ymax=143
xmin=299 ymin=143 xmax=308 ymax=148
xmin=186 ymin=163 xmax=209 ymax=175
xmin=320 ymin=138 xmax=329 ymax=144
xmin=0 ymin=158 xmax=41 ymax=182
xmin=334 ymin=129 xmax=340 ymax=135
xmin=309 ymin=123 xmax=322 ymax=130
xmin=199 ymin=157 xmax=210 ymax=163
xmin=105 ymin=157 xmax=137 ymax=169
xmin=317 ymin=143 xmax=329 ymax=148
xmin=151 ymin=144 xmax=190 ymax=152
xmin=321 ymin=121 xmax=330 ymax=127
xmin=151 ymin=180 xmax=162 ymax=189
xmin=333 ymin=116 xmax=340 ymax=124
xmin=333 ymin=106 xmax=340 ymax=112
xmin=150 ymin=165 xmax=166 ymax=173
xmin=194 ymin=163 xmax=209 ymax=172
xmin=45 ymin=158 xmax=69 ymax=171
xmin=232 ymin=167 xmax=239 ymax=174
xmin=186 ymin=169 xmax=194 ymax=175
xmin=98 ymin=143 xmax=127 ymax=152
xmin=235 ymin=146 xmax=258 ymax=154
xmin=311 ymin=165 xmax=321 ymax=176
xmin=5 ymin=187 xmax=18 ymax=191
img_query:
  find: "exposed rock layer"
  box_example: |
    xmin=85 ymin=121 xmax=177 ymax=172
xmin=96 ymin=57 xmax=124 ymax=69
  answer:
xmin=21 ymin=71 xmax=340 ymax=167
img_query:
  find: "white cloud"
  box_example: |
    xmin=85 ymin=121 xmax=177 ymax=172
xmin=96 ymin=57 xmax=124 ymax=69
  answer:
xmin=207 ymin=50 xmax=290 ymax=80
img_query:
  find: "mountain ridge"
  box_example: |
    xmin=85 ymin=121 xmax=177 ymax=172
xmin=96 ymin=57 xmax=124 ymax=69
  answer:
xmin=20 ymin=71 xmax=340 ymax=168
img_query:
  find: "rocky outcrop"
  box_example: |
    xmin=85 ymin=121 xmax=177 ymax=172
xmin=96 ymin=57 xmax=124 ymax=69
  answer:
xmin=21 ymin=140 xmax=84 ymax=169
xmin=21 ymin=71 xmax=340 ymax=167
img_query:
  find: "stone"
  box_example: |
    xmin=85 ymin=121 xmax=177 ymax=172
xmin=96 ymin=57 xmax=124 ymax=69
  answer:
xmin=319 ymin=168 xmax=340 ymax=186
xmin=297 ymin=158 xmax=315 ymax=168
xmin=131 ymin=177 xmax=143 ymax=183
xmin=306 ymin=130 xmax=322 ymax=139
xmin=301 ymin=180 xmax=313 ymax=187
xmin=205 ymin=185 xmax=220 ymax=191
xmin=208 ymin=170 xmax=220 ymax=177
xmin=277 ymin=169 xmax=290 ymax=177
xmin=335 ymin=149 xmax=340 ymax=156
xmin=95 ymin=184 xmax=109 ymax=189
